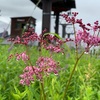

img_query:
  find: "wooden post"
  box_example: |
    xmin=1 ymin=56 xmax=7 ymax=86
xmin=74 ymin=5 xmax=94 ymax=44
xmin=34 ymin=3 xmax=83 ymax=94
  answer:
xmin=42 ymin=0 xmax=52 ymax=33
xmin=61 ymin=24 xmax=67 ymax=38
xmin=55 ymin=12 xmax=59 ymax=34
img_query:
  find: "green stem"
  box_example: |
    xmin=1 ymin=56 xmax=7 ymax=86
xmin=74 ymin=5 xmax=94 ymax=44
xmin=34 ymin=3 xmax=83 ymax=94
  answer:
xmin=25 ymin=45 xmax=33 ymax=66
xmin=63 ymin=58 xmax=79 ymax=99
xmin=40 ymin=82 xmax=46 ymax=100
xmin=63 ymin=51 xmax=84 ymax=100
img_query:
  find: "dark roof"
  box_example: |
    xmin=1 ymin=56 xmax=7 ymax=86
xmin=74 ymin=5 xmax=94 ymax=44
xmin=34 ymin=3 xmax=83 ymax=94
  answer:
xmin=31 ymin=0 xmax=76 ymax=13
xmin=11 ymin=16 xmax=36 ymax=20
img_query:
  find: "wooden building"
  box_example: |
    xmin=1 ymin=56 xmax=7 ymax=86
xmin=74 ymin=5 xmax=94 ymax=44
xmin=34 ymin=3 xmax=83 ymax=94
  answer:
xmin=11 ymin=16 xmax=36 ymax=38
xmin=31 ymin=0 xmax=76 ymax=34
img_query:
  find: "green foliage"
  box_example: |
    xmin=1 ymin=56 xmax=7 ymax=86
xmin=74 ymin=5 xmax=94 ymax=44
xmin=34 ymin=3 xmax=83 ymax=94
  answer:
xmin=0 ymin=44 xmax=100 ymax=100
xmin=11 ymin=85 xmax=27 ymax=100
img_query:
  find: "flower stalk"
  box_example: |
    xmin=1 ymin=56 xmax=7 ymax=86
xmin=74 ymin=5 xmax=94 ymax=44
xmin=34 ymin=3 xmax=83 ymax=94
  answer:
xmin=40 ymin=81 xmax=46 ymax=100
xmin=63 ymin=51 xmax=85 ymax=99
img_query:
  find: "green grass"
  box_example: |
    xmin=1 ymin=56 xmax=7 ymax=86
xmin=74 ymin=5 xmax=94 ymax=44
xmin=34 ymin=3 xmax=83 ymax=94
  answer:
xmin=0 ymin=44 xmax=100 ymax=100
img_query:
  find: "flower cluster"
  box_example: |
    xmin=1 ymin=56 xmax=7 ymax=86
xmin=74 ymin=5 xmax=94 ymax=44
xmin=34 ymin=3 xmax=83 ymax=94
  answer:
xmin=8 ymin=28 xmax=38 ymax=45
xmin=20 ymin=66 xmax=34 ymax=85
xmin=61 ymin=12 xmax=100 ymax=52
xmin=45 ymin=44 xmax=62 ymax=53
xmin=36 ymin=57 xmax=59 ymax=75
xmin=8 ymin=28 xmax=66 ymax=53
xmin=41 ymin=34 xmax=67 ymax=53
xmin=15 ymin=52 xmax=29 ymax=63
xmin=20 ymin=57 xmax=59 ymax=85
xmin=61 ymin=12 xmax=90 ymax=31
xmin=76 ymin=30 xmax=100 ymax=45
xmin=8 ymin=12 xmax=100 ymax=86
xmin=61 ymin=12 xmax=78 ymax=24
xmin=75 ymin=30 xmax=100 ymax=52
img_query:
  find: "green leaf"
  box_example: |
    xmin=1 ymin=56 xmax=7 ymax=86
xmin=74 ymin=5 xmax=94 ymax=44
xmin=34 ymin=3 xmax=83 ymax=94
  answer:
xmin=43 ymin=32 xmax=62 ymax=40
xmin=97 ymin=91 xmax=100 ymax=100
xmin=85 ymin=86 xmax=93 ymax=97
xmin=11 ymin=93 xmax=21 ymax=100
xmin=14 ymin=85 xmax=21 ymax=95
xmin=67 ymin=96 xmax=73 ymax=100
xmin=20 ymin=89 xmax=27 ymax=99
xmin=0 ymin=94 xmax=6 ymax=100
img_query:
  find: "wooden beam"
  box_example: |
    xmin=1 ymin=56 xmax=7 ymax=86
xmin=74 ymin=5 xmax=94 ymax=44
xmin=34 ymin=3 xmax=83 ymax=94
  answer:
xmin=42 ymin=0 xmax=52 ymax=32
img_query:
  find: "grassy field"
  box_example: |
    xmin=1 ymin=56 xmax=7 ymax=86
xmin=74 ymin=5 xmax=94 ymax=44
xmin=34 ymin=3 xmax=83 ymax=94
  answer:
xmin=0 ymin=41 xmax=100 ymax=100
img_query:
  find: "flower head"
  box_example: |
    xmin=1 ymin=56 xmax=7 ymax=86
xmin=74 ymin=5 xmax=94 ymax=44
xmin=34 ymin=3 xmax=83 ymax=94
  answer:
xmin=15 ymin=52 xmax=29 ymax=63
xmin=20 ymin=57 xmax=59 ymax=86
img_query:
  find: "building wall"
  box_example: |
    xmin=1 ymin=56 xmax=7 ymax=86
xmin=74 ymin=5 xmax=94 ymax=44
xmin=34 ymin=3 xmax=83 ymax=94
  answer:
xmin=11 ymin=16 xmax=36 ymax=38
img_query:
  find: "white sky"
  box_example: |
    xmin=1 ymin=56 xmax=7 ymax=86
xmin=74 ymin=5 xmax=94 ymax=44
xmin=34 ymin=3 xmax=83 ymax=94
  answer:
xmin=0 ymin=0 xmax=100 ymax=35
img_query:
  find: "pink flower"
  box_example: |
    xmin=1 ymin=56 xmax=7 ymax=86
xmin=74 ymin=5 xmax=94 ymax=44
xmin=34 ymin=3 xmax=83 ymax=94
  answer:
xmin=45 ymin=44 xmax=62 ymax=53
xmin=19 ymin=66 xmax=35 ymax=85
xmin=75 ymin=29 xmax=100 ymax=52
xmin=21 ymin=52 xmax=29 ymax=61
xmin=16 ymin=52 xmax=29 ymax=63
xmin=20 ymin=57 xmax=58 ymax=85
xmin=36 ymin=57 xmax=59 ymax=75
xmin=8 ymin=28 xmax=38 ymax=45
xmin=61 ymin=12 xmax=100 ymax=52
xmin=20 ymin=57 xmax=59 ymax=86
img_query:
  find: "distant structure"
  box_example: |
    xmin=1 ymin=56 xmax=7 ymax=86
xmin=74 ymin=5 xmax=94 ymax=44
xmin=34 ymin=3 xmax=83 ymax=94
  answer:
xmin=31 ymin=0 xmax=76 ymax=34
xmin=11 ymin=16 xmax=36 ymax=38
xmin=60 ymin=23 xmax=74 ymax=38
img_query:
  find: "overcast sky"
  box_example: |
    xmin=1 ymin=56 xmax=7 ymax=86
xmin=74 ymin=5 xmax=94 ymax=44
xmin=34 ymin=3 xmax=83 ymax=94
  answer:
xmin=0 ymin=0 xmax=100 ymax=35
